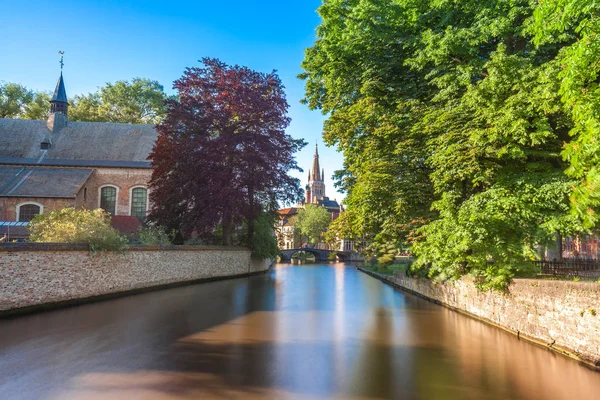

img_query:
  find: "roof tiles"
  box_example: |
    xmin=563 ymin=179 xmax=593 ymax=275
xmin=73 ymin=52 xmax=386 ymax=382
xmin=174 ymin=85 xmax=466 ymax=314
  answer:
xmin=0 ymin=166 xmax=92 ymax=198
xmin=0 ymin=118 xmax=157 ymax=167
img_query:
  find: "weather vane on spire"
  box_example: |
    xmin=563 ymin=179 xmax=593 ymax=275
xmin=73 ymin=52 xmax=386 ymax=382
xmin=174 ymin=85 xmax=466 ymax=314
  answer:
xmin=58 ymin=51 xmax=64 ymax=71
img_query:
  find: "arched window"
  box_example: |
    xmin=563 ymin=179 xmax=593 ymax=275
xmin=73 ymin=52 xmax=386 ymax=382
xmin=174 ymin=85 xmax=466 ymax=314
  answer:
xmin=100 ymin=186 xmax=117 ymax=215
xmin=17 ymin=203 xmax=42 ymax=222
xmin=130 ymin=187 xmax=148 ymax=219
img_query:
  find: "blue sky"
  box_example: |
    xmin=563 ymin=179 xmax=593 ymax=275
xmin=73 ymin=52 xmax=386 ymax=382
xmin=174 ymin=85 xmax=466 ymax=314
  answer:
xmin=0 ymin=0 xmax=345 ymax=203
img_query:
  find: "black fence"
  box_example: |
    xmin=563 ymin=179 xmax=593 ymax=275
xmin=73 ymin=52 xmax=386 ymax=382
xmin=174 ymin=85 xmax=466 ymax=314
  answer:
xmin=534 ymin=259 xmax=600 ymax=279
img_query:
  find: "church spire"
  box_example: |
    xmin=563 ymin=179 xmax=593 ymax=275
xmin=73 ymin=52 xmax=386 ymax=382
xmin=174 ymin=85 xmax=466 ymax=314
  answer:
xmin=311 ymin=143 xmax=321 ymax=181
xmin=50 ymin=73 xmax=68 ymax=109
xmin=48 ymin=51 xmax=69 ymax=132
xmin=50 ymin=51 xmax=68 ymax=115
xmin=306 ymin=142 xmax=326 ymax=202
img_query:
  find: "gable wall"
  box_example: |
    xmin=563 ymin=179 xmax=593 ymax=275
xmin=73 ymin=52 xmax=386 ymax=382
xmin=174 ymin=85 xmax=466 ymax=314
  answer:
xmin=82 ymin=168 xmax=153 ymax=216
xmin=0 ymin=167 xmax=152 ymax=222
xmin=0 ymin=197 xmax=77 ymax=221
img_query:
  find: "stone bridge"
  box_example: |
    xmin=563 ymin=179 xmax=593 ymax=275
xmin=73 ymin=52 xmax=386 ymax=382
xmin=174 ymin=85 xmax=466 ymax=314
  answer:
xmin=279 ymin=248 xmax=361 ymax=262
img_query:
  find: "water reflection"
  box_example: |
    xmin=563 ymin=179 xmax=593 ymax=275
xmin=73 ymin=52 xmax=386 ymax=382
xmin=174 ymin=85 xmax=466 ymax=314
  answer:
xmin=0 ymin=263 xmax=598 ymax=399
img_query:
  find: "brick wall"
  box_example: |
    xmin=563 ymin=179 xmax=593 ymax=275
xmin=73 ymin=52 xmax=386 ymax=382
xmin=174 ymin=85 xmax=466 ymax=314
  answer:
xmin=0 ymin=245 xmax=270 ymax=315
xmin=0 ymin=167 xmax=152 ymax=221
xmin=0 ymin=197 xmax=76 ymax=221
xmin=361 ymin=269 xmax=600 ymax=369
xmin=82 ymin=168 xmax=152 ymax=216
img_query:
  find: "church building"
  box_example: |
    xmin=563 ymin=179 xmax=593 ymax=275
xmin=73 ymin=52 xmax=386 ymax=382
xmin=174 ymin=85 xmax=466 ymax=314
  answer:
xmin=0 ymin=69 xmax=157 ymax=239
xmin=277 ymin=144 xmax=349 ymax=251
xmin=304 ymin=144 xmax=342 ymax=217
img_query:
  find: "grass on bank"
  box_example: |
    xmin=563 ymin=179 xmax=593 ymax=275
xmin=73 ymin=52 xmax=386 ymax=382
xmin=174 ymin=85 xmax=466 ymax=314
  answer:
xmin=363 ymin=257 xmax=600 ymax=284
xmin=362 ymin=258 xmax=414 ymax=276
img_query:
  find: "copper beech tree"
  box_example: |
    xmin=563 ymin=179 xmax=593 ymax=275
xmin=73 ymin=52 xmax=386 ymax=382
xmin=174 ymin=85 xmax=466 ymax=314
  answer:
xmin=149 ymin=58 xmax=305 ymax=245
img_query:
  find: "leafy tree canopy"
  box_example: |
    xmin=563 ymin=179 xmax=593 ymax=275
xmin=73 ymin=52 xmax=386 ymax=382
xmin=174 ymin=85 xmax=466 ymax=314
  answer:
xmin=70 ymin=78 xmax=169 ymax=124
xmin=28 ymin=208 xmax=128 ymax=253
xmin=149 ymin=58 xmax=305 ymax=247
xmin=532 ymin=0 xmax=600 ymax=228
xmin=0 ymin=82 xmax=34 ymax=118
xmin=301 ymin=0 xmax=589 ymax=289
xmin=0 ymin=78 xmax=168 ymax=124
xmin=296 ymin=204 xmax=332 ymax=246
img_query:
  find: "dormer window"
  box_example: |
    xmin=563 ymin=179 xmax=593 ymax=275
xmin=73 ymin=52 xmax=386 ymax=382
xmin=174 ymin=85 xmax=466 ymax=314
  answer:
xmin=40 ymin=137 xmax=52 ymax=150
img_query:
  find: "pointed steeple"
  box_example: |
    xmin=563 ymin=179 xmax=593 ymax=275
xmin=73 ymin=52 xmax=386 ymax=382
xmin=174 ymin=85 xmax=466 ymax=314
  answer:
xmin=312 ymin=143 xmax=321 ymax=181
xmin=51 ymin=72 xmax=68 ymax=105
xmin=48 ymin=52 xmax=69 ymax=132
xmin=306 ymin=142 xmax=326 ymax=202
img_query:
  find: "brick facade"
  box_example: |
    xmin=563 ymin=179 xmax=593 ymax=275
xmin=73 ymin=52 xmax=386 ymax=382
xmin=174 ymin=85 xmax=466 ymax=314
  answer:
xmin=0 ymin=167 xmax=152 ymax=222
xmin=80 ymin=168 xmax=152 ymax=216
xmin=0 ymin=71 xmax=159 ymax=226
xmin=0 ymin=245 xmax=271 ymax=316
xmin=0 ymin=196 xmax=78 ymax=221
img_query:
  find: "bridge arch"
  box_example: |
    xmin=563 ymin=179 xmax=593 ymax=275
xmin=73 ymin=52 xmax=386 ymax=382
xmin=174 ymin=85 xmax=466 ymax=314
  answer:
xmin=280 ymin=248 xmax=329 ymax=262
xmin=279 ymin=248 xmax=357 ymax=263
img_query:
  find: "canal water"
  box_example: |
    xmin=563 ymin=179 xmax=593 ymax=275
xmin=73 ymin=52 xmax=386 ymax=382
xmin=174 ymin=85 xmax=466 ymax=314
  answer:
xmin=1 ymin=263 xmax=599 ymax=399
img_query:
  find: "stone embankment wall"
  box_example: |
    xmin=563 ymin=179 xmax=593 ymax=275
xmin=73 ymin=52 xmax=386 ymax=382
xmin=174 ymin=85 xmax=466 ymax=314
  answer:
xmin=361 ymin=268 xmax=600 ymax=369
xmin=0 ymin=244 xmax=271 ymax=316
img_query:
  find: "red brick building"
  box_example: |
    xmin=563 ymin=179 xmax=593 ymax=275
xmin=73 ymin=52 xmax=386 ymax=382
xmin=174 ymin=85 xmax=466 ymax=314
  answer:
xmin=276 ymin=145 xmax=354 ymax=251
xmin=0 ymin=71 xmax=157 ymax=238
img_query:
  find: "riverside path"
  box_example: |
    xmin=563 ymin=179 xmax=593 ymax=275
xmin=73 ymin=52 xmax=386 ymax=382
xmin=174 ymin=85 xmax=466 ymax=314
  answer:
xmin=1 ymin=263 xmax=600 ymax=399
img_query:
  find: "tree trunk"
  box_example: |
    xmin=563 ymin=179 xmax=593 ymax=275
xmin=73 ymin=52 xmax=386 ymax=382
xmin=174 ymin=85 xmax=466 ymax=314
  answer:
xmin=247 ymin=184 xmax=255 ymax=247
xmin=222 ymin=210 xmax=233 ymax=246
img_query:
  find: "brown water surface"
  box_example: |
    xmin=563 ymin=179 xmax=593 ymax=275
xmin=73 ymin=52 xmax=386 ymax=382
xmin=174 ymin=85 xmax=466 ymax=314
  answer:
xmin=1 ymin=263 xmax=599 ymax=399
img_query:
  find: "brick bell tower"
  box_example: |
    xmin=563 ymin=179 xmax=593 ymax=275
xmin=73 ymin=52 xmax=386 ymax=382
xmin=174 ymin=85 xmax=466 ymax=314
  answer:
xmin=307 ymin=144 xmax=325 ymax=203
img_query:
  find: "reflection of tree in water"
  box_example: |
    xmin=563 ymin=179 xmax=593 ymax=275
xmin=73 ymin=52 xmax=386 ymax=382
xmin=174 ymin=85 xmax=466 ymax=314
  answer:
xmin=291 ymin=251 xmax=316 ymax=263
xmin=3 ymin=266 xmax=600 ymax=400
xmin=408 ymin=304 xmax=600 ymax=400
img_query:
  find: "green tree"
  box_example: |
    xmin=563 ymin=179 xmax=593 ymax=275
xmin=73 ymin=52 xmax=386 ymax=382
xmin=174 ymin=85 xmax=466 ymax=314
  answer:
xmin=28 ymin=208 xmax=128 ymax=252
xmin=532 ymin=0 xmax=600 ymax=228
xmin=0 ymin=82 xmax=33 ymax=118
xmin=325 ymin=210 xmax=358 ymax=249
xmin=136 ymin=224 xmax=173 ymax=245
xmin=301 ymin=0 xmax=586 ymax=289
xmin=22 ymin=92 xmax=51 ymax=120
xmin=69 ymin=93 xmax=104 ymax=122
xmin=251 ymin=212 xmax=280 ymax=260
xmin=295 ymin=204 xmax=331 ymax=246
xmin=70 ymin=78 xmax=168 ymax=123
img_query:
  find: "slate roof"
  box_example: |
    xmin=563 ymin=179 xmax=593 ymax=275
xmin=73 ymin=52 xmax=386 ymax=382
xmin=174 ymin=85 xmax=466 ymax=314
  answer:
xmin=317 ymin=197 xmax=341 ymax=211
xmin=51 ymin=73 xmax=68 ymax=103
xmin=0 ymin=118 xmax=157 ymax=168
xmin=0 ymin=166 xmax=92 ymax=198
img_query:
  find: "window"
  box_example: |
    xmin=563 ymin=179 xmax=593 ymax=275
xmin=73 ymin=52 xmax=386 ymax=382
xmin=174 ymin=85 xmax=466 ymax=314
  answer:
xmin=17 ymin=203 xmax=42 ymax=222
xmin=100 ymin=186 xmax=117 ymax=215
xmin=130 ymin=187 xmax=148 ymax=219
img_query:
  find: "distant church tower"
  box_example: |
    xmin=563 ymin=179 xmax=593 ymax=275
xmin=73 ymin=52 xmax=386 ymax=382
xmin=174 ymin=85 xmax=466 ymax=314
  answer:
xmin=306 ymin=144 xmax=325 ymax=203
xmin=47 ymin=52 xmax=68 ymax=133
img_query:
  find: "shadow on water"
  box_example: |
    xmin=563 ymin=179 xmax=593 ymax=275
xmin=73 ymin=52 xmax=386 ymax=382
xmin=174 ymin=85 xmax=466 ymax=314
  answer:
xmin=0 ymin=263 xmax=599 ymax=399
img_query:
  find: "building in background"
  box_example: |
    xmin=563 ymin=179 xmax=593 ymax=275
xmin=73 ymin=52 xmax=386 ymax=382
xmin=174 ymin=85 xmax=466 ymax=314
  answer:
xmin=276 ymin=144 xmax=357 ymax=252
xmin=0 ymin=68 xmax=155 ymax=239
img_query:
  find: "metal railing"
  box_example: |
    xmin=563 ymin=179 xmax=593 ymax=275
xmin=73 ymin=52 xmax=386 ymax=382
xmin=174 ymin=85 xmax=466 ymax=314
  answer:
xmin=534 ymin=259 xmax=600 ymax=279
